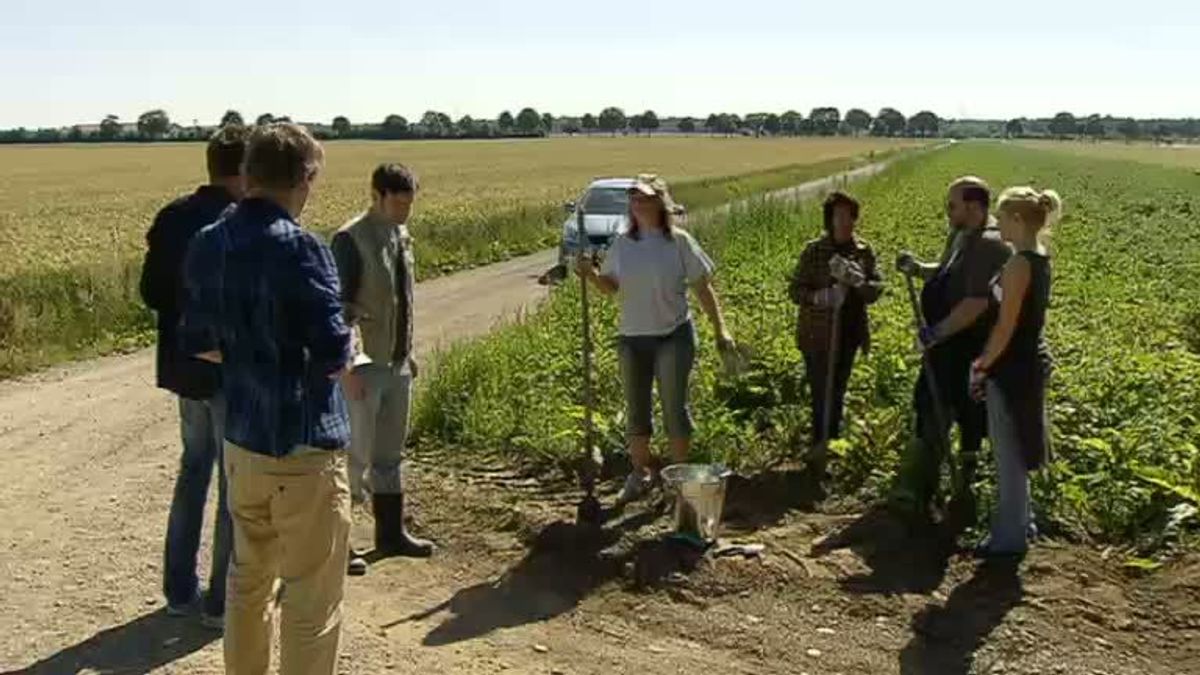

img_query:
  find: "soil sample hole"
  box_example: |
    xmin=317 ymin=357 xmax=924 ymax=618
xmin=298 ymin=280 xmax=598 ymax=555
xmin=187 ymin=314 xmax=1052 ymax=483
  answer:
xmin=630 ymin=538 xmax=708 ymax=590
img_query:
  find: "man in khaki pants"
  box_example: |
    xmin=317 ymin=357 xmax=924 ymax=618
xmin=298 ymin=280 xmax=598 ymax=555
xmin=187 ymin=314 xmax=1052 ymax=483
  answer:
xmin=180 ymin=122 xmax=353 ymax=675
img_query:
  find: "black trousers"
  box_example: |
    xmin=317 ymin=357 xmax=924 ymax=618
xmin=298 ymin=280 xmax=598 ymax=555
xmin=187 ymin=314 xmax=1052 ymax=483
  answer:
xmin=803 ymin=346 xmax=858 ymax=445
xmin=909 ymin=340 xmax=986 ymax=500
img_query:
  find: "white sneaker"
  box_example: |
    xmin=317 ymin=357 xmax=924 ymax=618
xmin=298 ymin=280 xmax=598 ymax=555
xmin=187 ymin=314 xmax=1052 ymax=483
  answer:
xmin=616 ymin=472 xmax=650 ymax=505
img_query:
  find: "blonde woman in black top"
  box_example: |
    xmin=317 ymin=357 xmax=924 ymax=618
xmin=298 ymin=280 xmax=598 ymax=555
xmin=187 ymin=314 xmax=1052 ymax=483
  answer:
xmin=970 ymin=186 xmax=1061 ymax=557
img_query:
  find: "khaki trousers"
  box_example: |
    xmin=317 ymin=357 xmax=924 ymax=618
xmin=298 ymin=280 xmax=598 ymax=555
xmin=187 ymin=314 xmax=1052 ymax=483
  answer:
xmin=223 ymin=443 xmax=351 ymax=675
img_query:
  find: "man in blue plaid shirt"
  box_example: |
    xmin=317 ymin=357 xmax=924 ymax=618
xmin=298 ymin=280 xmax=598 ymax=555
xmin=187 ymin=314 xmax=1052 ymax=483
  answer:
xmin=180 ymin=123 xmax=353 ymax=675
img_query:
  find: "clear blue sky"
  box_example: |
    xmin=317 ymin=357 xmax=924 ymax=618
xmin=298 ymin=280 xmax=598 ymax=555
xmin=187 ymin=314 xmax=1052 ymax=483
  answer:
xmin=2 ymin=0 xmax=1197 ymax=128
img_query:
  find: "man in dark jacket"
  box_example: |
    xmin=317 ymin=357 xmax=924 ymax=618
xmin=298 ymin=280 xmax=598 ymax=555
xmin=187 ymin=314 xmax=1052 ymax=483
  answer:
xmin=892 ymin=176 xmax=1012 ymax=525
xmin=139 ymin=124 xmax=246 ymax=628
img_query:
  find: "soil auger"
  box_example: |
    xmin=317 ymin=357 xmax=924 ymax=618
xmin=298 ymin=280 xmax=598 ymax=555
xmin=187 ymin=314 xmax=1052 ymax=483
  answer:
xmin=574 ymin=204 xmax=603 ymax=527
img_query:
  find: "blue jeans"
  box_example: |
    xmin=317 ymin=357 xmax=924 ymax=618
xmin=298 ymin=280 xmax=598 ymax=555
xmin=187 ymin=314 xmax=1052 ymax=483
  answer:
xmin=618 ymin=322 xmax=696 ymax=439
xmin=163 ymin=395 xmax=232 ymax=616
xmin=985 ymin=379 xmax=1036 ymax=552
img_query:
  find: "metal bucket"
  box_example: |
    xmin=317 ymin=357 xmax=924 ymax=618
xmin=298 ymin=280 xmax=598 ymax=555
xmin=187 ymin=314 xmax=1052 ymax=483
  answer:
xmin=661 ymin=464 xmax=732 ymax=544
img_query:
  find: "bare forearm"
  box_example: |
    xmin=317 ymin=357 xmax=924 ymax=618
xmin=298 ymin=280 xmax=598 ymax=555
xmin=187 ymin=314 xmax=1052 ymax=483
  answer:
xmin=695 ymin=281 xmax=729 ymax=336
xmin=978 ymin=306 xmax=1020 ymax=370
xmin=580 ymin=271 xmax=617 ymax=295
xmin=592 ymin=275 xmax=619 ymax=295
xmin=933 ymin=298 xmax=988 ymax=340
xmin=575 ymin=256 xmax=619 ymax=295
xmin=977 ymin=268 xmax=1029 ymax=370
xmin=977 ymin=331 xmax=1011 ymax=371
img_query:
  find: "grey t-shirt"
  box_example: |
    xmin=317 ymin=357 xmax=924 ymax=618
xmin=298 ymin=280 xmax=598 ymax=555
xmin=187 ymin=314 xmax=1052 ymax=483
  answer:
xmin=600 ymin=229 xmax=715 ymax=336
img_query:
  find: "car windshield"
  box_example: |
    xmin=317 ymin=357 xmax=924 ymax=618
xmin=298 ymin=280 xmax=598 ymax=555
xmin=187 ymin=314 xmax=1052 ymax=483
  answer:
xmin=582 ymin=188 xmax=630 ymax=215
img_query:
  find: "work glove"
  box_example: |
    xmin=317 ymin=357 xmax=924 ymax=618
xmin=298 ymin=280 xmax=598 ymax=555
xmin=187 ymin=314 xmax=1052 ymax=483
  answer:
xmin=830 ymin=255 xmax=866 ymax=288
xmin=811 ymin=285 xmax=847 ymax=308
xmin=896 ymin=251 xmax=921 ymax=277
xmin=716 ymin=334 xmax=750 ymax=378
xmin=916 ymin=325 xmax=941 ymax=352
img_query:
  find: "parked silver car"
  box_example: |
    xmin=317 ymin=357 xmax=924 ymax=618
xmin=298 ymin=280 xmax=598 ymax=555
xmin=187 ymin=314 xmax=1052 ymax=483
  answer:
xmin=538 ymin=177 xmax=685 ymax=285
xmin=557 ymin=177 xmax=636 ymax=267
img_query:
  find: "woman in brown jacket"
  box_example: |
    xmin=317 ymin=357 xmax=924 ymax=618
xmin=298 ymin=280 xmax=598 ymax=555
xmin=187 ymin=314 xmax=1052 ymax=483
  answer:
xmin=788 ymin=191 xmax=883 ymax=476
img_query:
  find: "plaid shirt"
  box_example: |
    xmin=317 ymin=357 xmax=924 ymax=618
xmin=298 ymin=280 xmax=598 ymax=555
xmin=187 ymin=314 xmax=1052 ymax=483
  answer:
xmin=180 ymin=198 xmax=352 ymax=458
xmin=787 ymin=235 xmax=883 ymax=354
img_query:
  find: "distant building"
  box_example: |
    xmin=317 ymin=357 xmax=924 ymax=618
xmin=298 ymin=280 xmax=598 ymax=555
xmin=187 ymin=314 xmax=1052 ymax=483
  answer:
xmin=71 ymin=122 xmax=140 ymax=138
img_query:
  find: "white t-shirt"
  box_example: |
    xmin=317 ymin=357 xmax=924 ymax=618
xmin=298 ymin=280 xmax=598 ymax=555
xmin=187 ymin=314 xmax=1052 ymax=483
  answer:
xmin=600 ymin=229 xmax=715 ymax=336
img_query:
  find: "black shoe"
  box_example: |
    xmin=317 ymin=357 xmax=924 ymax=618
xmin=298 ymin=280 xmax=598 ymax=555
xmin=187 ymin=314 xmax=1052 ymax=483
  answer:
xmin=347 ymin=548 xmax=368 ymax=576
xmin=166 ymin=590 xmax=201 ymax=617
xmin=373 ymin=493 xmax=435 ymax=558
xmin=973 ymin=538 xmax=1027 ymax=560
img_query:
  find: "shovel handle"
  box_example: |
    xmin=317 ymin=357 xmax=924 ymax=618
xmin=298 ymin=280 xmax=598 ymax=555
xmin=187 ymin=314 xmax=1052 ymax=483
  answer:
xmin=577 ymin=206 xmax=597 ymax=493
xmin=822 ymin=284 xmax=844 ymax=443
xmin=903 ymin=272 xmax=954 ymax=468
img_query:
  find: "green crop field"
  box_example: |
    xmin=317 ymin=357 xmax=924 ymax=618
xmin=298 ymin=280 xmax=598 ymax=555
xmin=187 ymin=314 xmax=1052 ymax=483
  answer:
xmin=0 ymin=136 xmax=918 ymax=377
xmin=1020 ymin=139 xmax=1200 ymax=170
xmin=414 ymin=142 xmax=1200 ymax=551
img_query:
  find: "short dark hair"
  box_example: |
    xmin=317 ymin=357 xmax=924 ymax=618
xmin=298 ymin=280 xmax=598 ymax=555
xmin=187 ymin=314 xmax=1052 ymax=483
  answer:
xmin=372 ymin=163 xmax=419 ymax=195
xmin=206 ymin=124 xmax=248 ymax=180
xmin=960 ymin=185 xmax=991 ymax=212
xmin=950 ymin=176 xmax=991 ymax=214
xmin=822 ymin=191 xmax=860 ymax=232
xmin=244 ymin=123 xmax=324 ymax=190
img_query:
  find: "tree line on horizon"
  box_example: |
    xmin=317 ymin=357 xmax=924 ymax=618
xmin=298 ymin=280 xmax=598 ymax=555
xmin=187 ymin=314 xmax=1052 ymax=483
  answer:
xmin=1 ymin=107 xmax=1196 ymax=144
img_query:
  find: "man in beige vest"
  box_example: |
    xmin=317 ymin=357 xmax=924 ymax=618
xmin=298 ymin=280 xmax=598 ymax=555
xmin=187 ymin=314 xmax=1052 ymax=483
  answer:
xmin=332 ymin=163 xmax=434 ymax=575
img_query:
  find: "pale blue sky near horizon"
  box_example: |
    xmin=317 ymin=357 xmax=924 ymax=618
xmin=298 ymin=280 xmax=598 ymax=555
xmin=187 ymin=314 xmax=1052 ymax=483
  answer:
xmin=1 ymin=0 xmax=1197 ymax=128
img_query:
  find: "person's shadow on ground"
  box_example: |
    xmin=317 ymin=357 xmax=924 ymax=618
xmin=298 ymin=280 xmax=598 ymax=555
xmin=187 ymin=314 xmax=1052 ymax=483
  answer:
xmin=721 ymin=469 xmax=826 ymax=531
xmin=810 ymin=504 xmax=959 ymax=595
xmin=2 ymin=608 xmax=218 ymax=675
xmin=390 ymin=508 xmax=664 ymax=647
xmin=898 ymin=559 xmax=1024 ymax=675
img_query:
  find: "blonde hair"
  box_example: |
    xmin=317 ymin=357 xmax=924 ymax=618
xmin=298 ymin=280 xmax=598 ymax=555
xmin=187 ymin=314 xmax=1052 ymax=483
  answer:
xmin=997 ymin=186 xmax=1062 ymax=232
xmin=244 ymin=123 xmax=325 ymax=190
